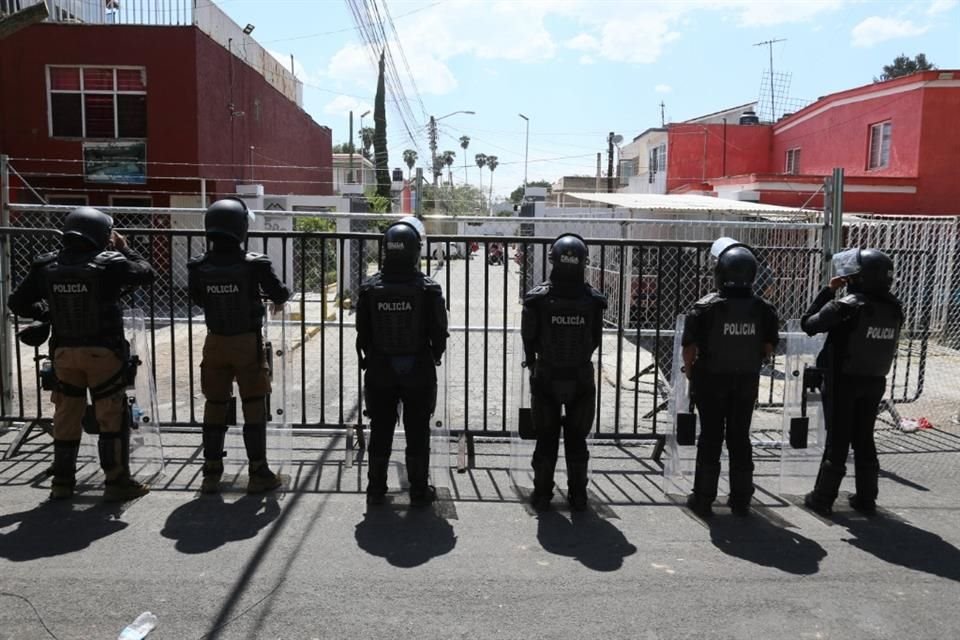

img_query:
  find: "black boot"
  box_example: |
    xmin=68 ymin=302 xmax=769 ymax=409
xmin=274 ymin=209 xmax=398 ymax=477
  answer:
xmin=406 ymin=454 xmax=435 ymax=508
xmin=201 ymin=426 xmax=227 ymax=494
xmin=49 ymin=439 xmax=80 ymax=500
xmin=687 ymin=462 xmax=720 ymax=518
xmin=99 ymin=429 xmax=149 ymax=502
xmin=805 ymin=460 xmax=845 ymax=516
xmin=366 ymin=456 xmax=390 ymax=505
xmin=243 ymin=424 xmax=281 ymax=493
xmin=530 ymin=457 xmax=557 ymax=512
xmin=850 ymin=460 xmax=879 ymax=515
xmin=727 ymin=463 xmax=755 ymax=517
xmin=566 ymin=461 xmax=589 ymax=512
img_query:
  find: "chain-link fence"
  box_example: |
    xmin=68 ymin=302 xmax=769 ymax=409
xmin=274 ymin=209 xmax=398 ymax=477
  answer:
xmin=3 ymin=204 xmax=960 ymax=440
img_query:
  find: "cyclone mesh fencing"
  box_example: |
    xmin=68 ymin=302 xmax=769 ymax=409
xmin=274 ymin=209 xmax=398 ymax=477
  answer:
xmin=2 ymin=205 xmax=959 ymax=440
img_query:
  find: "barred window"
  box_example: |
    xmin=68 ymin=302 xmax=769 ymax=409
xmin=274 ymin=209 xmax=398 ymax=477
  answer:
xmin=47 ymin=66 xmax=147 ymax=139
xmin=868 ymin=121 xmax=892 ymax=170
xmin=785 ymin=148 xmax=801 ymax=174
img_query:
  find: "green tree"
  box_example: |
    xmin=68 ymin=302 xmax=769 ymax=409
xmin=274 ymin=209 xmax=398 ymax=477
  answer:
xmin=877 ymin=53 xmax=935 ymax=81
xmin=373 ymin=50 xmax=391 ymax=206
xmin=485 ymin=155 xmax=499 ymax=213
xmin=332 ymin=142 xmax=357 ymax=154
xmin=442 ymin=150 xmax=456 ymax=186
xmin=402 ymin=149 xmax=418 ymax=180
xmin=359 ymin=127 xmax=375 ymax=160
xmin=420 ymin=183 xmax=485 ymax=215
xmin=509 ymin=179 xmax=552 ymax=204
xmin=459 ymin=135 xmax=471 ymax=183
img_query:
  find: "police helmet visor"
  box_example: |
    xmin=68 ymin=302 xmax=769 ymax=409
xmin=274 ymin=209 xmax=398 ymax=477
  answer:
xmin=832 ymin=248 xmax=861 ymax=278
xmin=710 ymin=237 xmax=743 ymax=260
xmin=397 ymin=216 xmax=425 ymax=242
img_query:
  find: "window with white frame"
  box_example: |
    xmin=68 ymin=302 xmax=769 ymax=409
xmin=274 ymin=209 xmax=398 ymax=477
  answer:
xmin=868 ymin=121 xmax=892 ymax=170
xmin=785 ymin=148 xmax=801 ymax=174
xmin=648 ymin=144 xmax=666 ymax=183
xmin=47 ymin=66 xmax=147 ymax=139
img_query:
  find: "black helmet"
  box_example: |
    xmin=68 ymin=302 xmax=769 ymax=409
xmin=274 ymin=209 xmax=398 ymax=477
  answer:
xmin=63 ymin=206 xmax=113 ymax=250
xmin=711 ymin=237 xmax=757 ymax=291
xmin=848 ymin=248 xmax=894 ymax=294
xmin=548 ymin=233 xmax=588 ymax=285
xmin=382 ymin=221 xmax=421 ymax=274
xmin=205 ymin=197 xmax=253 ymax=243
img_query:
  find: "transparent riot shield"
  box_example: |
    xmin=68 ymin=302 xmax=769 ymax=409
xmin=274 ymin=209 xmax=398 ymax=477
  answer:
xmin=662 ymin=315 xmax=728 ymax=498
xmin=430 ymin=357 xmax=451 ymax=491
xmin=508 ymin=329 xmax=594 ymax=501
xmin=222 ymin=305 xmax=294 ymax=481
xmin=779 ymin=320 xmax=828 ymax=495
xmin=78 ymin=310 xmax=165 ymax=482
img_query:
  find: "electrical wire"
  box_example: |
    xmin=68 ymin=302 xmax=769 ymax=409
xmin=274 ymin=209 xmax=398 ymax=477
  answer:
xmin=0 ymin=592 xmax=60 ymax=640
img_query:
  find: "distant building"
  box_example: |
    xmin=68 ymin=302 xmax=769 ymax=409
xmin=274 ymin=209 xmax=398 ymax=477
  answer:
xmin=0 ymin=0 xmax=332 ymax=213
xmin=332 ymin=153 xmax=375 ymax=194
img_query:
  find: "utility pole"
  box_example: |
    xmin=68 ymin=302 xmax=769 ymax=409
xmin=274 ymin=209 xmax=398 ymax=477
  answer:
xmin=428 ymin=115 xmax=438 ymax=186
xmin=607 ymin=132 xmax=615 ymax=193
xmin=415 ymin=167 xmax=424 ymax=219
xmin=753 ymin=38 xmax=785 ymax=122
xmin=595 ymin=153 xmax=601 ymax=193
xmin=348 ymin=110 xmax=355 ymax=184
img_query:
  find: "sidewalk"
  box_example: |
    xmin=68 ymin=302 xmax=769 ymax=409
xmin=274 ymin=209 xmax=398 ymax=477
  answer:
xmin=2 ymin=427 xmax=960 ymax=639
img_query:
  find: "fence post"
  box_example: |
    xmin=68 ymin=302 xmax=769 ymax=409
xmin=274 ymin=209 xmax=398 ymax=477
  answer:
xmin=820 ymin=168 xmax=844 ymax=286
xmin=0 ymin=154 xmax=12 ymax=409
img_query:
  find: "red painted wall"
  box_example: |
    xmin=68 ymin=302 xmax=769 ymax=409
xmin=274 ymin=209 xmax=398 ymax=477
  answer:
xmin=916 ymin=84 xmax=960 ymax=214
xmin=0 ymin=23 xmax=331 ymax=207
xmin=666 ymin=123 xmax=771 ymax=193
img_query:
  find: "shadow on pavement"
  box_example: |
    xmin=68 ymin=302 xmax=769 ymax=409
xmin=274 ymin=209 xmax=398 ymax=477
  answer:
xmin=536 ymin=509 xmax=637 ymax=572
xmin=837 ymin=511 xmax=960 ymax=582
xmin=161 ymin=494 xmax=281 ymax=554
xmin=0 ymin=499 xmax=128 ymax=562
xmin=709 ymin=513 xmax=826 ymax=575
xmin=354 ymin=502 xmax=457 ymax=568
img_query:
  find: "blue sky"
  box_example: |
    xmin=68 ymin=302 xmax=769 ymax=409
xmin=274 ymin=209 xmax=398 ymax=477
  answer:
xmin=220 ymin=0 xmax=960 ymax=198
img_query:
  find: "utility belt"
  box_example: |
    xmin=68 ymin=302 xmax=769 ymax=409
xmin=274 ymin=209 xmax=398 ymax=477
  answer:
xmin=44 ymin=341 xmax=137 ymax=399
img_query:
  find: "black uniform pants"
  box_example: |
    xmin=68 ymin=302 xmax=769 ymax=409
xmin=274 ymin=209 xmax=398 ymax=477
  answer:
xmin=531 ymin=364 xmax=595 ymax=472
xmin=821 ymin=374 xmax=885 ymax=471
xmin=364 ymin=371 xmax=436 ymax=463
xmin=693 ymin=372 xmax=759 ymax=499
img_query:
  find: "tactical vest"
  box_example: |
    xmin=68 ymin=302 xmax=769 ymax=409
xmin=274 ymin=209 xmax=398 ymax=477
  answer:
xmin=840 ymin=294 xmax=901 ymax=377
xmin=194 ymin=258 xmax=258 ymax=336
xmin=44 ymin=257 xmax=106 ymax=341
xmin=699 ymin=296 xmax=764 ymax=374
xmin=539 ymin=293 xmax=596 ymax=368
xmin=369 ymin=279 xmax=427 ymax=356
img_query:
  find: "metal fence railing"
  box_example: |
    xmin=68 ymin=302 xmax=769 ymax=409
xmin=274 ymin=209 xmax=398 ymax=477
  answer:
xmin=0 ymin=209 xmax=951 ymax=442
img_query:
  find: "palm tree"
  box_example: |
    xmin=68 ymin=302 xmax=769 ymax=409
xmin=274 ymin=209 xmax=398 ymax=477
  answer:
xmin=459 ymin=135 xmax=470 ymax=183
xmin=432 ymin=156 xmax=445 ymax=184
xmin=359 ymin=127 xmax=375 ymax=160
xmin=475 ymin=153 xmax=487 ymax=211
xmin=485 ymin=155 xmax=499 ymax=213
xmin=402 ymin=149 xmax=418 ymax=181
xmin=442 ymin=150 xmax=456 ymax=186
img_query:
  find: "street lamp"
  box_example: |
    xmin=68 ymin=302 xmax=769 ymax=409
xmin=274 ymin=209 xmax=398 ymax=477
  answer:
xmin=518 ymin=113 xmax=529 ymax=189
xmin=429 ymin=110 xmax=475 ymax=186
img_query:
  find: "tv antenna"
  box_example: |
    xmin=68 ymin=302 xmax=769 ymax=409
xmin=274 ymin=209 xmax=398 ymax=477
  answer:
xmin=754 ymin=38 xmax=786 ymax=121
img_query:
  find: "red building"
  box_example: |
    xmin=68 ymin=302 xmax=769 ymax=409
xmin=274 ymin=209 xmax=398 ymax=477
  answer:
xmin=0 ymin=7 xmax=332 ymax=211
xmin=663 ymin=70 xmax=960 ymax=215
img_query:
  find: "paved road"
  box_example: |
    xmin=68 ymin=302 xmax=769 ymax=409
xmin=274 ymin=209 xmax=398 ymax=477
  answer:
xmin=2 ymin=425 xmax=960 ymax=640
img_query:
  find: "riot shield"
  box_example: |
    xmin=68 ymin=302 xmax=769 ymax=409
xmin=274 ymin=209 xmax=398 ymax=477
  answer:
xmin=79 ymin=310 xmax=165 ymax=481
xmin=429 ymin=357 xmax=451 ymax=491
xmin=222 ymin=305 xmax=294 ymax=480
xmin=779 ymin=319 xmax=829 ymax=495
xmin=662 ymin=315 xmax=728 ymax=498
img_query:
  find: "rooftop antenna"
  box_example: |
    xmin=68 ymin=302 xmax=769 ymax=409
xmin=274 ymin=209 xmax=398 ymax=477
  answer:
xmin=754 ymin=38 xmax=785 ymax=122
xmin=660 ymin=100 xmax=666 ymax=127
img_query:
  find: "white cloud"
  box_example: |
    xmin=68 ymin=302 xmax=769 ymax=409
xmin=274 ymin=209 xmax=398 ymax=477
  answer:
xmin=566 ymin=33 xmax=599 ymax=51
xmin=927 ymin=0 xmax=958 ymax=14
xmin=579 ymin=55 xmax=596 ymax=65
xmin=851 ymin=16 xmax=930 ymax=48
xmin=717 ymin=0 xmax=844 ymax=27
xmin=322 ymin=95 xmax=371 ymax=117
xmin=655 ymin=84 xmax=673 ymax=93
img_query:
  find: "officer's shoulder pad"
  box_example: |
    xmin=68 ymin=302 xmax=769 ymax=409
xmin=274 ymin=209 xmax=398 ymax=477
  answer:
xmin=421 ymin=276 xmax=443 ymax=294
xmin=524 ymin=283 xmax=551 ymax=302
xmin=694 ymin=292 xmax=721 ymax=308
xmin=358 ymin=273 xmax=382 ymax=292
xmin=838 ymin=293 xmax=867 ymax=307
xmin=32 ymin=251 xmax=58 ymax=266
xmin=94 ymin=250 xmax=126 ymax=265
xmin=586 ymin=284 xmax=608 ymax=305
xmin=186 ymin=253 xmax=206 ymax=268
xmin=244 ymin=252 xmax=272 ymax=264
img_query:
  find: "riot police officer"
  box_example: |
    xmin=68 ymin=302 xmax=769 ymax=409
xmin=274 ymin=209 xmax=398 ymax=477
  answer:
xmin=188 ymin=197 xmax=290 ymax=494
xmin=356 ymin=220 xmax=448 ymax=507
xmin=682 ymin=238 xmax=779 ymax=517
xmin=8 ymin=207 xmax=155 ymax=501
xmin=802 ymin=248 xmax=903 ymax=516
xmin=522 ymin=234 xmax=607 ymax=512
